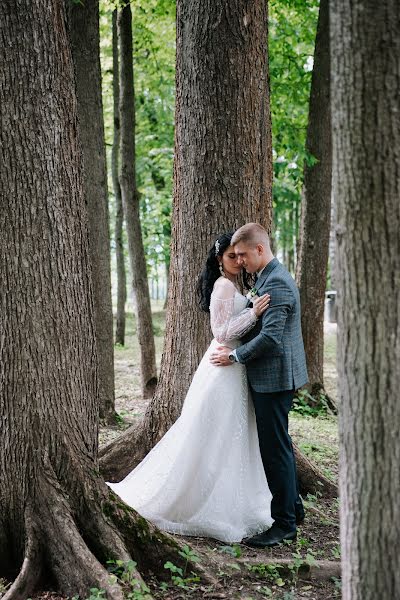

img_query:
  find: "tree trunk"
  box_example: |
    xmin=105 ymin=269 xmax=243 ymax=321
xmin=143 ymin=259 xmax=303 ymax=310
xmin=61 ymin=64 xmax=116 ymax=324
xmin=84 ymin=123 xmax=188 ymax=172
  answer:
xmin=328 ymin=191 xmax=337 ymax=290
xmin=101 ymin=0 xmax=335 ymax=504
xmin=112 ymin=9 xmax=127 ymax=347
xmin=163 ymin=260 xmax=170 ymax=310
xmin=0 ymin=3 xmax=207 ymax=597
xmin=100 ymin=1 xmax=336 ymax=499
xmin=101 ymin=0 xmax=272 ymax=480
xmin=331 ymin=1 xmax=400 ymax=598
xmin=67 ymin=0 xmax=115 ymax=422
xmin=118 ymin=2 xmax=157 ymax=398
xmin=296 ymin=0 xmax=332 ymax=400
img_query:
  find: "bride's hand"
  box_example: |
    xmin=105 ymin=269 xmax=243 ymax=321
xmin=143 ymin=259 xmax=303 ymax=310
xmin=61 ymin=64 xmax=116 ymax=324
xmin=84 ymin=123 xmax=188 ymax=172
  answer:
xmin=252 ymin=293 xmax=270 ymax=318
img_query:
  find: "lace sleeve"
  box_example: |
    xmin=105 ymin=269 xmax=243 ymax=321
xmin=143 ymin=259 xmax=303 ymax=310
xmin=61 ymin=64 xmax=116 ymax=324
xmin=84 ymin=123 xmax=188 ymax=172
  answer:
xmin=210 ymin=279 xmax=258 ymax=344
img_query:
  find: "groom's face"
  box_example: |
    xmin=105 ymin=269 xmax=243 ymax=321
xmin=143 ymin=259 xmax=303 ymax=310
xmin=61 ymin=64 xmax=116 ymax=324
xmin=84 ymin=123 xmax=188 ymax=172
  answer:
xmin=234 ymin=241 xmax=263 ymax=274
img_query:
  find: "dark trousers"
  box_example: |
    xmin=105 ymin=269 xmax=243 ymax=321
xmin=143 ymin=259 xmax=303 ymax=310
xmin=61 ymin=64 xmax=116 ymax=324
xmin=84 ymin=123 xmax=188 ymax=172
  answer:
xmin=251 ymin=387 xmax=302 ymax=530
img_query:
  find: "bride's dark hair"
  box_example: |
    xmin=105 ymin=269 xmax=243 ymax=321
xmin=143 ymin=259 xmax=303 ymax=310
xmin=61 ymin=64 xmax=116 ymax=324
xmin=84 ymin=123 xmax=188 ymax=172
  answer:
xmin=197 ymin=232 xmax=252 ymax=312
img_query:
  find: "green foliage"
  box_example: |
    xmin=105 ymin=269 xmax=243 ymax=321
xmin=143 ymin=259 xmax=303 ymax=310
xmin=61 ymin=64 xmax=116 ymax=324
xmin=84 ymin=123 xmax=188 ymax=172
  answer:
xmin=305 ymin=490 xmax=323 ymax=508
xmin=99 ymin=0 xmax=320 ymax=275
xmin=163 ymin=560 xmax=200 ymax=590
xmin=107 ymin=559 xmax=152 ymax=599
xmin=100 ymin=0 xmax=174 ymax=280
xmin=0 ymin=579 xmax=11 ymax=595
xmin=178 ymin=544 xmax=201 ymax=568
xmin=218 ymin=544 xmax=242 ymax=558
xmin=84 ymin=589 xmax=107 ymax=600
xmin=246 ymin=538 xmax=318 ymax=596
xmin=247 ymin=563 xmax=285 ymax=587
xmin=292 ymin=389 xmax=330 ymax=416
xmin=161 ymin=544 xmax=201 ymax=590
xmin=331 ymin=575 xmax=342 ymax=597
xmin=269 ymin=0 xmax=319 ymax=265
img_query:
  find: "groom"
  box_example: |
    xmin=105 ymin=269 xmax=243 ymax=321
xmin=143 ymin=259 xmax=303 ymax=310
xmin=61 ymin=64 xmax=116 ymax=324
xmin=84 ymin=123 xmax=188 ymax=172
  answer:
xmin=210 ymin=222 xmax=308 ymax=547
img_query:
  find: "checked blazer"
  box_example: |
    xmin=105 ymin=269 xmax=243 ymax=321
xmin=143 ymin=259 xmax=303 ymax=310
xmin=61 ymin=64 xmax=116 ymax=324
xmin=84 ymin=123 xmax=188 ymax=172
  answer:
xmin=235 ymin=258 xmax=308 ymax=393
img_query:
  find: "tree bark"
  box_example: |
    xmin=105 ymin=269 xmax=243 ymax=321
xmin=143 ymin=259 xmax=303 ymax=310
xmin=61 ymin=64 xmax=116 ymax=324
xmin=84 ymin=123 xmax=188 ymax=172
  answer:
xmin=112 ymin=9 xmax=127 ymax=347
xmin=0 ymin=2 xmax=207 ymax=597
xmin=331 ymin=1 xmax=400 ymax=598
xmin=101 ymin=0 xmax=272 ymax=480
xmin=67 ymin=0 xmax=115 ymax=422
xmin=101 ymin=0 xmax=336 ymax=504
xmin=296 ymin=0 xmax=332 ymax=399
xmin=118 ymin=2 xmax=157 ymax=398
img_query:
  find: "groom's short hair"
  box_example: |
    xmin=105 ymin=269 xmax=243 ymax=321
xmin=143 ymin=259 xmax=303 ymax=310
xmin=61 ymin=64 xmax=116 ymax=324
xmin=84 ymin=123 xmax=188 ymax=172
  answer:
xmin=231 ymin=223 xmax=269 ymax=247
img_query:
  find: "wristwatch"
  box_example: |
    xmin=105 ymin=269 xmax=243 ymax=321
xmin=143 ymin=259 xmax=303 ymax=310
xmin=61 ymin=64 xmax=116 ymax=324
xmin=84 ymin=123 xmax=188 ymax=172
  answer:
xmin=228 ymin=351 xmax=237 ymax=363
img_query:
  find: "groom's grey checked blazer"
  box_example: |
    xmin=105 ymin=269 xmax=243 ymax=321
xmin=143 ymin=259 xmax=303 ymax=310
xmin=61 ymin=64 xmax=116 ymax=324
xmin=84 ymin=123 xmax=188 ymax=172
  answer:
xmin=235 ymin=258 xmax=308 ymax=393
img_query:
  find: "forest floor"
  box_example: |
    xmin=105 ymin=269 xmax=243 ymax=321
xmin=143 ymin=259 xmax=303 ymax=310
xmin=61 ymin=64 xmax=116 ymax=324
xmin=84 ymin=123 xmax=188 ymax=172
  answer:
xmin=26 ymin=306 xmax=340 ymax=600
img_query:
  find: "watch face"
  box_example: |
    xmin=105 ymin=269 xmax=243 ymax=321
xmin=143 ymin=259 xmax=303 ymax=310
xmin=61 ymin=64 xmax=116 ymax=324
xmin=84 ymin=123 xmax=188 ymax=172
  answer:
xmin=229 ymin=353 xmax=235 ymax=362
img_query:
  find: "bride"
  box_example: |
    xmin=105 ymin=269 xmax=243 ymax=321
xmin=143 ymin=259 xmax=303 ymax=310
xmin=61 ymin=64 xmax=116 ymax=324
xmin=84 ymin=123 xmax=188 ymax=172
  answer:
xmin=108 ymin=232 xmax=274 ymax=543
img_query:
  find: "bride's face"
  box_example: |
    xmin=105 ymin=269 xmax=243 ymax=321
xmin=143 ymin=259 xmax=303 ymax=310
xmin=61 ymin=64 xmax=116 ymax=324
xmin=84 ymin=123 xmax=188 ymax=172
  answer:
xmin=221 ymin=245 xmax=242 ymax=277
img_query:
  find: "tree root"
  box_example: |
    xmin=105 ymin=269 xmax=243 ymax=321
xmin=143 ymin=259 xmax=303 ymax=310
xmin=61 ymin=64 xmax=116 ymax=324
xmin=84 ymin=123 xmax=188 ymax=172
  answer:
xmin=3 ymin=511 xmax=41 ymax=600
xmin=100 ymin=419 xmax=149 ymax=482
xmin=80 ymin=497 xmax=133 ymax=564
xmin=41 ymin=493 xmax=130 ymax=599
xmin=4 ymin=456 xmax=217 ymax=600
xmin=104 ymin=490 xmax=219 ymax=588
xmin=239 ymin=557 xmax=341 ymax=581
xmin=304 ymin=502 xmax=339 ymax=526
xmin=294 ymin=442 xmax=338 ymax=498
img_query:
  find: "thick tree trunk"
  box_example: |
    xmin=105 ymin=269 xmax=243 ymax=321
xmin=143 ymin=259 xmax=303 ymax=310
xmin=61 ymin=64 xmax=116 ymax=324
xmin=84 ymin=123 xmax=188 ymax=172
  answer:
xmin=0 ymin=3 xmax=207 ymax=597
xmin=118 ymin=2 xmax=157 ymax=398
xmin=101 ymin=0 xmax=335 ymax=503
xmin=296 ymin=0 xmax=332 ymax=400
xmin=331 ymin=1 xmax=400 ymax=598
xmin=112 ymin=9 xmax=127 ymax=347
xmin=163 ymin=260 xmax=170 ymax=310
xmin=101 ymin=0 xmax=272 ymax=480
xmin=67 ymin=0 xmax=115 ymax=422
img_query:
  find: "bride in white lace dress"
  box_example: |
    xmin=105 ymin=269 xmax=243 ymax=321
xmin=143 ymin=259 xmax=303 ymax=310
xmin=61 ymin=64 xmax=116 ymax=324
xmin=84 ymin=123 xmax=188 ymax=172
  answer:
xmin=108 ymin=233 xmax=273 ymax=543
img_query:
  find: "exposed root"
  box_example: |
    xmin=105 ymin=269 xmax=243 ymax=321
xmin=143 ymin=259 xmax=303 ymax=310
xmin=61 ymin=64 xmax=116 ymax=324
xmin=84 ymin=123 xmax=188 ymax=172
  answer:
xmin=324 ymin=393 xmax=338 ymax=415
xmin=239 ymin=557 xmax=341 ymax=581
xmin=3 ymin=511 xmax=41 ymax=600
xmin=0 ymin=523 xmax=10 ymax=575
xmin=44 ymin=506 xmax=126 ymax=599
xmin=40 ymin=483 xmax=151 ymax=600
xmin=304 ymin=502 xmax=339 ymax=526
xmin=80 ymin=496 xmax=133 ymax=564
xmin=294 ymin=442 xmax=338 ymax=498
xmin=143 ymin=377 xmax=157 ymax=399
xmin=100 ymin=419 xmax=148 ymax=482
xmin=104 ymin=490 xmax=218 ymax=587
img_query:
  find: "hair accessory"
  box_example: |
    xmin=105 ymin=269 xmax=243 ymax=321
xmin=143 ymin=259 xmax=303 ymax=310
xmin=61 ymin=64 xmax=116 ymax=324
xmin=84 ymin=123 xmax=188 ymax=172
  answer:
xmin=215 ymin=239 xmax=220 ymax=255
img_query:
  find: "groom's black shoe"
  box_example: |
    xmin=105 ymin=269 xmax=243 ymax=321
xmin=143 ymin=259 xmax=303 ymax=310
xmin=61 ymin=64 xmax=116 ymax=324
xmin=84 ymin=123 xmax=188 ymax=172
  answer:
xmin=244 ymin=524 xmax=297 ymax=548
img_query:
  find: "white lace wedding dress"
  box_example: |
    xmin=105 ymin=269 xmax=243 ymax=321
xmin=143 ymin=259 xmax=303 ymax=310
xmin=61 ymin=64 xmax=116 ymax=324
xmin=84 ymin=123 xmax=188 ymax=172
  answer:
xmin=108 ymin=279 xmax=273 ymax=543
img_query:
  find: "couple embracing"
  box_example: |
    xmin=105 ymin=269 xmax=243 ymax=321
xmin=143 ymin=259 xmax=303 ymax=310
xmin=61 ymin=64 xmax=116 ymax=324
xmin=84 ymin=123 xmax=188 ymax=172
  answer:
xmin=109 ymin=223 xmax=308 ymax=548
